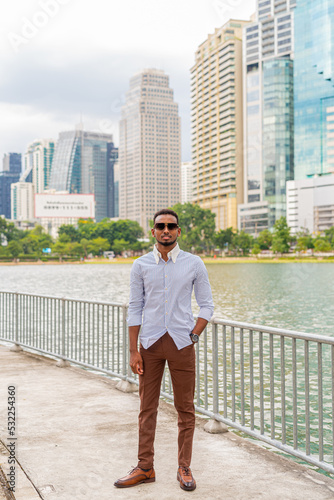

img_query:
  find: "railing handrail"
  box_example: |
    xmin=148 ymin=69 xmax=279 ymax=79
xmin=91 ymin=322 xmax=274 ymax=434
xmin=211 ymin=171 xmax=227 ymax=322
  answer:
xmin=2 ymin=290 xmax=333 ymax=345
xmin=1 ymin=290 xmax=334 ymax=475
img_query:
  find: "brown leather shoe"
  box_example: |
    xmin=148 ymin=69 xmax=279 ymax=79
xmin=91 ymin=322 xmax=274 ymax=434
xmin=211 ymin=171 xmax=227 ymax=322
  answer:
xmin=177 ymin=466 xmax=196 ymax=491
xmin=114 ymin=466 xmax=155 ymax=488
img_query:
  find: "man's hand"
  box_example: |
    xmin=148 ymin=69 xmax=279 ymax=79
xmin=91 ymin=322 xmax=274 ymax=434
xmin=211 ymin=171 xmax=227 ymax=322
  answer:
xmin=130 ymin=350 xmax=144 ymax=375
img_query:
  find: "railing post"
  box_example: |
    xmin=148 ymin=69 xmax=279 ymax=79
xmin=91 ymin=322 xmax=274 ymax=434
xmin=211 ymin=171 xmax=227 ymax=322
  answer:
xmin=10 ymin=292 xmax=22 ymax=352
xmin=116 ymin=304 xmax=137 ymax=393
xmin=204 ymin=320 xmax=228 ymax=434
xmin=56 ymin=297 xmax=69 ymax=367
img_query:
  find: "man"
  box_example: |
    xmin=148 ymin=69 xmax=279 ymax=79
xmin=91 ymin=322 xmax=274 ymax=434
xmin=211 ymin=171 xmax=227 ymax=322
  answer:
xmin=114 ymin=208 xmax=214 ymax=491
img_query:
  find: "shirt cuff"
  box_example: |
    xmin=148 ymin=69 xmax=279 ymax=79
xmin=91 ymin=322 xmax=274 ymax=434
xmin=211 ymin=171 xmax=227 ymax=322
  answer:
xmin=197 ymin=308 xmax=214 ymax=322
xmin=127 ymin=315 xmax=143 ymax=326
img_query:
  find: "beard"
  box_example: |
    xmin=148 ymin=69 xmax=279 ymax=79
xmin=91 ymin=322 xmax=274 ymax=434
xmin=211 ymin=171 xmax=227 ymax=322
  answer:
xmin=158 ymin=236 xmax=177 ymax=247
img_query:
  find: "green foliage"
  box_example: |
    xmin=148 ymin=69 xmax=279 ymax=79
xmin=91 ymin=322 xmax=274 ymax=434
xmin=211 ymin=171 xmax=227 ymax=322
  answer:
xmin=112 ymin=239 xmax=130 ymax=255
xmin=87 ymin=237 xmax=110 ymax=256
xmin=256 ymin=229 xmax=273 ymax=250
xmin=295 ymin=228 xmax=314 ymax=252
xmin=0 ymin=217 xmax=25 ymax=243
xmin=231 ymin=230 xmax=254 ymax=256
xmin=251 ymin=244 xmax=261 ymax=255
xmin=314 ymin=238 xmax=331 ymax=253
xmin=214 ymin=228 xmax=234 ymax=249
xmin=324 ymin=226 xmax=334 ymax=249
xmin=272 ymin=217 xmax=291 ymax=254
xmin=52 ymin=241 xmax=68 ymax=260
xmin=171 ymin=203 xmax=216 ymax=253
xmin=7 ymin=240 xmax=22 ymax=259
xmin=58 ymin=224 xmax=80 ymax=242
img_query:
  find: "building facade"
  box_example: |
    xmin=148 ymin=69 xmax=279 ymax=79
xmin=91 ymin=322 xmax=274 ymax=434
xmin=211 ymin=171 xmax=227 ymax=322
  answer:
xmin=287 ymin=174 xmax=334 ymax=234
xmin=181 ymin=162 xmax=194 ymax=204
xmin=3 ymin=153 xmax=21 ymax=174
xmin=11 ymin=182 xmax=34 ymax=221
xmin=294 ymin=0 xmax=334 ymax=179
xmin=24 ymin=139 xmax=54 ymax=194
xmin=49 ymin=127 xmax=115 ymax=222
xmin=0 ymin=153 xmax=22 ymax=218
xmin=191 ymin=20 xmax=249 ymax=230
xmin=107 ymin=144 xmax=119 ymax=218
xmin=119 ymin=68 xmax=181 ymax=233
xmin=239 ymin=0 xmax=296 ymax=235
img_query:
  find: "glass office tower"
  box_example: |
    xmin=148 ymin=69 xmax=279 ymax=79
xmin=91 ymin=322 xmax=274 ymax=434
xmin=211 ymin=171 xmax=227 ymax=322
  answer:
xmin=294 ymin=0 xmax=334 ymax=179
xmin=239 ymin=0 xmax=295 ymax=235
xmin=263 ymin=58 xmax=294 ymax=227
xmin=50 ymin=128 xmax=115 ymax=221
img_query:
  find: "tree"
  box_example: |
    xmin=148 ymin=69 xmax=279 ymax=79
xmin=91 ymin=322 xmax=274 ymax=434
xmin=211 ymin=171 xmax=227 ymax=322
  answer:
xmin=272 ymin=217 xmax=291 ymax=254
xmin=214 ymin=228 xmax=234 ymax=251
xmin=314 ymin=238 xmax=331 ymax=253
xmin=171 ymin=203 xmax=216 ymax=253
xmin=80 ymin=238 xmax=90 ymax=258
xmin=232 ymin=230 xmax=253 ymax=256
xmin=87 ymin=237 xmax=110 ymax=256
xmin=0 ymin=216 xmax=24 ymax=243
xmin=7 ymin=241 xmax=22 ymax=260
xmin=112 ymin=239 xmax=130 ymax=255
xmin=324 ymin=226 xmax=334 ymax=249
xmin=272 ymin=237 xmax=287 ymax=255
xmin=295 ymin=228 xmax=314 ymax=252
xmin=256 ymin=229 xmax=273 ymax=250
xmin=251 ymin=244 xmax=261 ymax=256
xmin=52 ymin=242 xmax=68 ymax=261
xmin=67 ymin=242 xmax=85 ymax=258
xmin=58 ymin=224 xmax=80 ymax=242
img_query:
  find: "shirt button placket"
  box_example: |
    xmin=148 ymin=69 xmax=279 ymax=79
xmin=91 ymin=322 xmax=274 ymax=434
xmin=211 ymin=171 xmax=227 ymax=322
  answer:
xmin=165 ymin=261 xmax=168 ymax=328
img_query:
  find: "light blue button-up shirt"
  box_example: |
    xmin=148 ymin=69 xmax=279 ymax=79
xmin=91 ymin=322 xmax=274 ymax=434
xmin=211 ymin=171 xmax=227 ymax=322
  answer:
xmin=127 ymin=243 xmax=214 ymax=350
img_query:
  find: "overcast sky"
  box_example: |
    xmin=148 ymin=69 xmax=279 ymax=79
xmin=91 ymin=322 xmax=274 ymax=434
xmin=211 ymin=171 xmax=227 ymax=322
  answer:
xmin=0 ymin=0 xmax=256 ymax=167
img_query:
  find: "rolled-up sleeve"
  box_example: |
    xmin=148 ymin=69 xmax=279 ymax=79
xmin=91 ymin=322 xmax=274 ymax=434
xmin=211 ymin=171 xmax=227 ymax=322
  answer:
xmin=194 ymin=259 xmax=214 ymax=321
xmin=127 ymin=261 xmax=145 ymax=326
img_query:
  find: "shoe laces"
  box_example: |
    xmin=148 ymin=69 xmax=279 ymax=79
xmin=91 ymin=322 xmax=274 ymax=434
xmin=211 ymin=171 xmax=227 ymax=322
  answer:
xmin=180 ymin=466 xmax=192 ymax=477
xmin=128 ymin=466 xmax=140 ymax=475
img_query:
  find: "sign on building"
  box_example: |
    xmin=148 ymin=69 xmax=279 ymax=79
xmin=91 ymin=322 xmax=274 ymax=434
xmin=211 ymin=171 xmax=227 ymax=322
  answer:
xmin=35 ymin=194 xmax=95 ymax=219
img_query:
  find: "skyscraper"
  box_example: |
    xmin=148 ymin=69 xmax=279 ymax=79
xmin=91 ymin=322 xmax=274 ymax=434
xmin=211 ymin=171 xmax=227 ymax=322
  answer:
xmin=3 ymin=153 xmax=22 ymax=174
xmin=0 ymin=153 xmax=21 ymax=218
xmin=119 ymin=68 xmax=181 ymax=233
xmin=11 ymin=182 xmax=34 ymax=221
xmin=24 ymin=139 xmax=54 ymax=194
xmin=191 ymin=20 xmax=249 ymax=231
xmin=107 ymin=143 xmax=119 ymax=218
xmin=294 ymin=0 xmax=334 ymax=179
xmin=49 ymin=127 xmax=115 ymax=222
xmin=181 ymin=162 xmax=194 ymax=204
xmin=239 ymin=0 xmax=296 ymax=235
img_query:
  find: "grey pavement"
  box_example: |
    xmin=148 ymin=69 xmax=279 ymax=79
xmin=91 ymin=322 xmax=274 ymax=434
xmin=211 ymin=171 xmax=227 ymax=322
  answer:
xmin=0 ymin=344 xmax=334 ymax=500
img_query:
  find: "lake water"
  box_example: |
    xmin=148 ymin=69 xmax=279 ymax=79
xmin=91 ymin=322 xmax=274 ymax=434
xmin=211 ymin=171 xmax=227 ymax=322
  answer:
xmin=0 ymin=262 xmax=333 ymax=335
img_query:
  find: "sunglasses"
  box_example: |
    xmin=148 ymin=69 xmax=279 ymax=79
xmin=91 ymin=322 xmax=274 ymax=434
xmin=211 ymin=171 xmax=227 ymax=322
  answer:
xmin=154 ymin=223 xmax=179 ymax=231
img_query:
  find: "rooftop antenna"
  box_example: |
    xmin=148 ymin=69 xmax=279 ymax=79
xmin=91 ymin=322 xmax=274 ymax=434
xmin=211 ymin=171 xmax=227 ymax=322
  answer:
xmin=76 ymin=112 xmax=84 ymax=131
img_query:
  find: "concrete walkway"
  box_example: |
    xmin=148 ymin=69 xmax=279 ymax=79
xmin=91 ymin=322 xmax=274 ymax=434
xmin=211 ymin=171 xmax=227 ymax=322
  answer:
xmin=0 ymin=344 xmax=334 ymax=500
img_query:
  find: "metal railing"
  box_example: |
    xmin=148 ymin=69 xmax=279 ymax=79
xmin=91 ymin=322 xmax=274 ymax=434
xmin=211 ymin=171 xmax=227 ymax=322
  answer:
xmin=0 ymin=291 xmax=333 ymax=475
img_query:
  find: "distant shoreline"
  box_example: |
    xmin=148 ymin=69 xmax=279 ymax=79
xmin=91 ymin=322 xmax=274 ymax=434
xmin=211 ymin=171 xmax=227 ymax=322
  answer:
xmin=0 ymin=256 xmax=333 ymax=266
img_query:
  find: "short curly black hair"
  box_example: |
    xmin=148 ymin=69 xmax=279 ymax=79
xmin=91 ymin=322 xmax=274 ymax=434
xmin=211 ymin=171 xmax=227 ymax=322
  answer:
xmin=153 ymin=208 xmax=179 ymax=225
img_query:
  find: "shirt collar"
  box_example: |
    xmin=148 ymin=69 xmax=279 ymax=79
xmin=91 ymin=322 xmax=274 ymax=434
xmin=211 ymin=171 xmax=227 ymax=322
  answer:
xmin=153 ymin=243 xmax=180 ymax=264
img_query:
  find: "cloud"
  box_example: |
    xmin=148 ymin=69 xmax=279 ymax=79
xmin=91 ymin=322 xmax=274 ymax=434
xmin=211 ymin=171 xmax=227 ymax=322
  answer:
xmin=0 ymin=48 xmax=192 ymax=162
xmin=0 ymin=0 xmax=255 ymax=164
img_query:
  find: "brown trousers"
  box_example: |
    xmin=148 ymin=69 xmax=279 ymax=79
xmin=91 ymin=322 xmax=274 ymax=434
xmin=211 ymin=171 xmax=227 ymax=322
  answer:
xmin=138 ymin=332 xmax=196 ymax=468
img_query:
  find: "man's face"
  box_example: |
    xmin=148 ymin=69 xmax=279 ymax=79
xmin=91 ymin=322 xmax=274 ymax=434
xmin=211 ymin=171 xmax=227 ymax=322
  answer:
xmin=151 ymin=214 xmax=181 ymax=247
